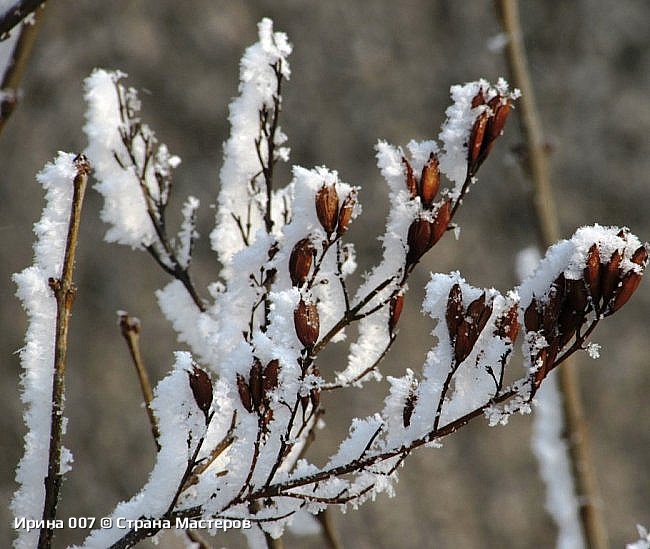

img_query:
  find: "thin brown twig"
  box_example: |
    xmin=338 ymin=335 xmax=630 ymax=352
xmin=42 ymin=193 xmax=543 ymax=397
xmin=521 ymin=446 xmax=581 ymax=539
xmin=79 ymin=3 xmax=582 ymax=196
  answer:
xmin=0 ymin=5 xmax=44 ymax=135
xmin=119 ymin=313 xmax=160 ymax=451
xmin=38 ymin=155 xmax=90 ymax=549
xmin=0 ymin=0 xmax=44 ymax=38
xmin=495 ymin=2 xmax=608 ymax=548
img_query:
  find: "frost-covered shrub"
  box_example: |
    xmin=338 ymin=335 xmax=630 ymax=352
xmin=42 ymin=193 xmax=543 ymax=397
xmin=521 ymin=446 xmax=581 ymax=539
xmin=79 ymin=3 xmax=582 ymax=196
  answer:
xmin=12 ymin=18 xmax=648 ymax=549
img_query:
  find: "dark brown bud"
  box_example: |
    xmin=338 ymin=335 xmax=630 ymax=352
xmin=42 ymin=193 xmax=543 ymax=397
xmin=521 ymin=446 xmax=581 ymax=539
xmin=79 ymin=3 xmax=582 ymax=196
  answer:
xmin=249 ymin=358 xmax=264 ymax=411
xmin=542 ymin=284 xmax=564 ymax=335
xmin=446 ymin=284 xmax=464 ymax=343
xmin=402 ymin=157 xmax=418 ymax=199
xmin=388 ymin=293 xmax=405 ymax=335
xmin=430 ymin=199 xmax=451 ymax=246
xmin=486 ymin=96 xmax=511 ymax=144
xmin=557 ymin=305 xmax=580 ymax=349
xmin=600 ymin=250 xmax=622 ymax=309
xmin=454 ymin=318 xmax=473 ymax=364
xmin=337 ymin=192 xmax=356 ymax=236
xmin=188 ymin=366 xmax=213 ymax=417
xmin=583 ymin=244 xmax=601 ymax=303
xmin=566 ymin=278 xmax=590 ymax=314
xmin=467 ymin=292 xmax=492 ymax=335
xmin=406 ymin=217 xmax=433 ymax=266
xmin=471 ymin=88 xmax=486 ymax=108
xmin=289 ymin=238 xmax=315 ymax=287
xmin=315 ymin=183 xmax=339 ymax=235
xmin=524 ymin=298 xmax=542 ymax=333
xmin=609 ymin=271 xmax=642 ymax=315
xmin=403 ymin=390 xmax=417 ymax=428
xmin=263 ymin=359 xmax=280 ymax=393
xmin=468 ymin=111 xmax=489 ymax=169
xmin=419 ymin=152 xmax=440 ymax=208
xmin=237 ymin=373 xmax=253 ymax=413
xmin=631 ymin=245 xmax=649 ymax=267
xmin=300 ymin=394 xmax=310 ymax=414
xmin=294 ymin=299 xmax=320 ymax=348
xmin=494 ymin=303 xmax=519 ymax=342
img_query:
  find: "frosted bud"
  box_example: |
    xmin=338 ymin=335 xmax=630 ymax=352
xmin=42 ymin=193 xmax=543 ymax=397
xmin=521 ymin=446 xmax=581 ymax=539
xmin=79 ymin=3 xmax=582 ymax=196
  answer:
xmin=336 ymin=191 xmax=356 ymax=236
xmin=188 ymin=366 xmax=213 ymax=419
xmin=419 ymin=152 xmax=440 ymax=208
xmin=289 ymin=238 xmax=315 ymax=286
xmin=237 ymin=374 xmax=253 ymax=413
xmin=294 ymin=298 xmax=320 ymax=349
xmin=315 ymin=183 xmax=339 ymax=236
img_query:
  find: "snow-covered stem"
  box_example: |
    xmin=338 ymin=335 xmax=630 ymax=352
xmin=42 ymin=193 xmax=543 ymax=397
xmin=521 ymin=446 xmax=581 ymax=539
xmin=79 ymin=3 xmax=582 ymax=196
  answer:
xmin=0 ymin=0 xmax=43 ymax=37
xmin=39 ymin=154 xmax=90 ymax=549
xmin=496 ymin=2 xmax=608 ymax=547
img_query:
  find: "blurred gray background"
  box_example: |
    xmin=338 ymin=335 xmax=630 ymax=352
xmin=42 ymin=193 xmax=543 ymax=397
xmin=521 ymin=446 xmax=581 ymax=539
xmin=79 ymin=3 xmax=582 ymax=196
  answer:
xmin=1 ymin=1 xmax=648 ymax=547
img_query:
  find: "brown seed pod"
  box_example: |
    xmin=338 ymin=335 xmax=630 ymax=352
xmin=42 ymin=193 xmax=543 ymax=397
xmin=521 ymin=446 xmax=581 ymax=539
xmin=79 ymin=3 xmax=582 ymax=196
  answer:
xmin=337 ymin=192 xmax=356 ymax=236
xmin=388 ymin=293 xmax=405 ymax=335
xmin=249 ymin=358 xmax=264 ymax=411
xmin=419 ymin=152 xmax=440 ymax=208
xmin=446 ymin=283 xmax=464 ymax=343
xmin=600 ymin=249 xmax=622 ymax=308
xmin=583 ymin=244 xmax=601 ymax=304
xmin=294 ymin=298 xmax=320 ymax=349
xmin=402 ymin=390 xmax=417 ymax=428
xmin=315 ymin=183 xmax=339 ymax=235
xmin=406 ymin=217 xmax=433 ymax=266
xmin=609 ymin=271 xmax=642 ymax=315
xmin=494 ymin=303 xmax=519 ymax=342
xmin=631 ymin=245 xmax=649 ymax=267
xmin=430 ymin=199 xmax=451 ymax=246
xmin=402 ymin=157 xmax=418 ymax=199
xmin=468 ymin=111 xmax=489 ymax=169
xmin=566 ymin=278 xmax=590 ymax=314
xmin=289 ymin=238 xmax=315 ymax=287
xmin=471 ymin=88 xmax=486 ymax=108
xmin=486 ymin=96 xmax=511 ymax=143
xmin=237 ymin=373 xmax=253 ymax=413
xmin=309 ymin=388 xmax=321 ymax=409
xmin=524 ymin=298 xmax=542 ymax=333
xmin=454 ymin=318 xmax=473 ymax=364
xmin=188 ymin=366 xmax=213 ymax=418
xmin=263 ymin=359 xmax=280 ymax=393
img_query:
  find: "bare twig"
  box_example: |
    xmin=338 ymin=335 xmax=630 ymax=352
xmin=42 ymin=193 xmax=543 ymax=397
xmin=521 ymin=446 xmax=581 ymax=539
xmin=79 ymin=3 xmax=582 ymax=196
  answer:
xmin=0 ymin=5 xmax=44 ymax=134
xmin=495 ymin=2 xmax=608 ymax=547
xmin=38 ymin=155 xmax=90 ymax=549
xmin=119 ymin=313 xmax=160 ymax=451
xmin=0 ymin=0 xmax=44 ymax=38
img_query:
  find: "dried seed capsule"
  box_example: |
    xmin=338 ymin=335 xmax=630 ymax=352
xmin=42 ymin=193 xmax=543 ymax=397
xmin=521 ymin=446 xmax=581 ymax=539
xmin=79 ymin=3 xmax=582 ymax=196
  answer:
xmin=446 ymin=283 xmax=464 ymax=343
xmin=294 ymin=298 xmax=320 ymax=349
xmin=557 ymin=306 xmax=580 ymax=349
xmin=583 ymin=244 xmax=601 ymax=304
xmin=631 ymin=245 xmax=649 ymax=267
xmin=468 ymin=111 xmax=489 ymax=170
xmin=188 ymin=366 xmax=213 ymax=418
xmin=600 ymin=250 xmax=622 ymax=309
xmin=566 ymin=278 xmax=590 ymax=314
xmin=430 ymin=199 xmax=451 ymax=246
xmin=289 ymin=238 xmax=315 ymax=287
xmin=388 ymin=293 xmax=405 ymax=335
xmin=609 ymin=271 xmax=642 ymax=315
xmin=406 ymin=217 xmax=433 ymax=266
xmin=309 ymin=388 xmax=321 ymax=409
xmin=337 ymin=191 xmax=356 ymax=236
xmin=471 ymin=88 xmax=486 ymax=108
xmin=237 ymin=373 xmax=253 ymax=413
xmin=486 ymin=96 xmax=511 ymax=144
xmin=402 ymin=157 xmax=418 ymax=199
xmin=524 ymin=298 xmax=542 ymax=333
xmin=263 ymin=359 xmax=280 ymax=393
xmin=249 ymin=358 xmax=264 ymax=411
xmin=419 ymin=152 xmax=440 ymax=208
xmin=454 ymin=318 xmax=473 ymax=364
xmin=402 ymin=390 xmax=417 ymax=428
xmin=315 ymin=183 xmax=339 ymax=235
xmin=494 ymin=303 xmax=519 ymax=342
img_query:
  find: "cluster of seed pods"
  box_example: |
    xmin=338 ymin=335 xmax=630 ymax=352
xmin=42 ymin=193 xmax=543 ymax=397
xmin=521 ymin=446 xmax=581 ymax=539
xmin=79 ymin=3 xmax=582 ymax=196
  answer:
xmin=237 ymin=358 xmax=280 ymax=428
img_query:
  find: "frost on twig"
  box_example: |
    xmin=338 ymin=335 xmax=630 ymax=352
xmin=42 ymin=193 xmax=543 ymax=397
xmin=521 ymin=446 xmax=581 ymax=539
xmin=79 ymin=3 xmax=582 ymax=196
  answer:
xmin=13 ymin=17 xmax=648 ymax=549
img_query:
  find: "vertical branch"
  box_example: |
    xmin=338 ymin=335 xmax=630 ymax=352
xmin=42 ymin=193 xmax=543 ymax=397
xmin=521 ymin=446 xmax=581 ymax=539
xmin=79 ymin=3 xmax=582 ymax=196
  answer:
xmin=119 ymin=313 xmax=161 ymax=451
xmin=38 ymin=155 xmax=90 ymax=549
xmin=0 ymin=6 xmax=44 ymax=135
xmin=495 ymin=2 xmax=608 ymax=548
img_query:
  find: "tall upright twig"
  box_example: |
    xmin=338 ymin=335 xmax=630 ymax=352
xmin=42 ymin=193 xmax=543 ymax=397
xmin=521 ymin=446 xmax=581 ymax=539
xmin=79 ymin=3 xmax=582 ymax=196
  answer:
xmin=495 ymin=2 xmax=608 ymax=548
xmin=38 ymin=155 xmax=90 ymax=549
xmin=0 ymin=5 xmax=44 ymax=135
